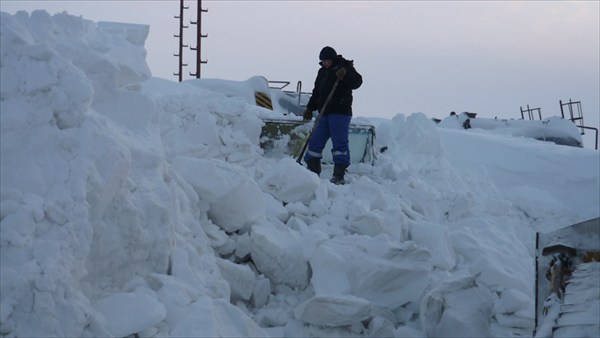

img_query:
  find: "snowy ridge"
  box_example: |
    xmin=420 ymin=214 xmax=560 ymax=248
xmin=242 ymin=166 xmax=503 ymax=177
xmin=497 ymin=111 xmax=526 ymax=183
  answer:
xmin=1 ymin=11 xmax=599 ymax=337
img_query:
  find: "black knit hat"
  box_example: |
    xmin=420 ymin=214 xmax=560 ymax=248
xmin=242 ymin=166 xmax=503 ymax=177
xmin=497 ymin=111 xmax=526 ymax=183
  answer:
xmin=319 ymin=46 xmax=337 ymax=61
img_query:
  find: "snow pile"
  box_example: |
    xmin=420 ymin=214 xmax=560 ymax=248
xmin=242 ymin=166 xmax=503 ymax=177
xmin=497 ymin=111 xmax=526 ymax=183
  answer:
xmin=1 ymin=11 xmax=599 ymax=338
xmin=1 ymin=10 xmax=264 ymax=337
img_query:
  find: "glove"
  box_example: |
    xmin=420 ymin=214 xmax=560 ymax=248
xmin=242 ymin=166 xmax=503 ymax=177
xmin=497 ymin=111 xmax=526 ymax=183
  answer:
xmin=336 ymin=67 xmax=347 ymax=80
xmin=303 ymin=109 xmax=313 ymax=121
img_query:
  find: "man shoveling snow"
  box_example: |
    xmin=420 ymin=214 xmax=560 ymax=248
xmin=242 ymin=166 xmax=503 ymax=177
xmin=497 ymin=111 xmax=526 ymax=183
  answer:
xmin=301 ymin=46 xmax=363 ymax=185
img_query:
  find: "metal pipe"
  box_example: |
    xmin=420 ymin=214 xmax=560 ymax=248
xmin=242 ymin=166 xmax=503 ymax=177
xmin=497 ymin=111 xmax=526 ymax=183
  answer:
xmin=190 ymin=0 xmax=208 ymax=78
xmin=296 ymin=81 xmax=302 ymax=115
xmin=178 ymin=0 xmax=185 ymax=82
xmin=579 ymin=126 xmax=598 ymax=150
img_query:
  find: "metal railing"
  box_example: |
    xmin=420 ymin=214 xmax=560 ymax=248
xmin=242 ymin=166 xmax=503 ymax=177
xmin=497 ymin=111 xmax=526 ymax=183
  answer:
xmin=560 ymin=99 xmax=598 ymax=150
xmin=520 ymin=104 xmax=542 ymax=120
xmin=269 ymin=80 xmax=312 ymax=116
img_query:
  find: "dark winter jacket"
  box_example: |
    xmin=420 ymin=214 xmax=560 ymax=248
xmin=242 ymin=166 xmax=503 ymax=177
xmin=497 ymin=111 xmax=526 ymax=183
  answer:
xmin=306 ymin=55 xmax=362 ymax=116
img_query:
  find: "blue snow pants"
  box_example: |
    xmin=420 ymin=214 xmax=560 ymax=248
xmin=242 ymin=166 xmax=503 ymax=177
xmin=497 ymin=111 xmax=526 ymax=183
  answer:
xmin=304 ymin=113 xmax=352 ymax=166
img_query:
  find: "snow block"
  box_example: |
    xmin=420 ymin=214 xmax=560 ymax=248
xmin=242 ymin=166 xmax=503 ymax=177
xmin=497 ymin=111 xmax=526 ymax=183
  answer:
xmin=161 ymin=110 xmax=221 ymax=158
xmin=495 ymin=288 xmax=530 ymax=314
xmin=93 ymin=292 xmax=166 ymax=337
xmin=367 ymin=316 xmax=396 ymax=338
xmin=170 ymin=247 xmax=205 ymax=288
xmin=234 ymin=232 xmax=252 ymax=259
xmin=410 ymin=220 xmax=456 ymax=270
xmin=95 ymin=21 xmax=151 ymax=86
xmin=250 ymin=222 xmax=310 ymax=289
xmin=450 ymin=220 xmax=532 ymax=293
xmin=310 ymin=235 xmax=432 ymax=309
xmin=171 ymin=156 xmax=265 ymax=232
xmin=215 ymin=258 xmax=256 ymax=302
xmin=170 ymin=297 xmax=268 ymax=337
xmin=294 ymin=295 xmax=371 ymax=327
xmin=97 ymin=21 xmax=149 ymax=47
xmin=263 ymin=192 xmax=289 ymax=222
xmin=208 ymin=181 xmax=265 ymax=232
xmin=233 ymin=116 xmax=264 ymax=146
xmin=171 ymin=156 xmax=243 ymax=202
xmin=259 ymin=158 xmax=320 ymax=204
xmin=251 ymin=276 xmax=271 ymax=308
xmin=420 ymin=274 xmax=495 ymax=337
xmin=388 ymin=113 xmax=443 ymax=157
xmin=395 ymin=325 xmax=426 ymax=338
xmin=203 ymin=222 xmax=230 ymax=252
xmin=154 ymin=274 xmax=201 ymax=331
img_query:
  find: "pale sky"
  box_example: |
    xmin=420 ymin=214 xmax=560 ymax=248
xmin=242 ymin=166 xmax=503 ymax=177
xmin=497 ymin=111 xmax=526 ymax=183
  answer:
xmin=2 ymin=0 xmax=599 ymax=149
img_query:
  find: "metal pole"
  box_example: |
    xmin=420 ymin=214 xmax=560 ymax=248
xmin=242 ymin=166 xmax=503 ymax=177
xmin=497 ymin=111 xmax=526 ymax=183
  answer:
xmin=196 ymin=0 xmax=201 ymax=78
xmin=559 ymin=100 xmax=565 ymax=119
xmin=173 ymin=0 xmax=188 ymax=82
xmin=520 ymin=106 xmax=525 ymax=120
xmin=178 ymin=0 xmax=184 ymax=82
xmin=577 ymin=101 xmax=584 ymax=133
xmin=296 ymin=81 xmax=302 ymax=115
xmin=534 ymin=232 xmax=540 ymax=336
xmin=568 ymin=99 xmax=574 ymax=121
xmin=190 ymin=0 xmax=208 ymax=78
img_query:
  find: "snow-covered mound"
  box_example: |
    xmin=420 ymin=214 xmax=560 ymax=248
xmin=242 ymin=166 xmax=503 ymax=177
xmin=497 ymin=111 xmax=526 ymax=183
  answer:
xmin=438 ymin=113 xmax=584 ymax=147
xmin=1 ymin=11 xmax=598 ymax=337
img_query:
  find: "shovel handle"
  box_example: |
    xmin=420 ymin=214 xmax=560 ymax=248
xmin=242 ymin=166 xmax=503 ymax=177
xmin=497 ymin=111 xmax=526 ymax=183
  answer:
xmin=296 ymin=78 xmax=340 ymax=163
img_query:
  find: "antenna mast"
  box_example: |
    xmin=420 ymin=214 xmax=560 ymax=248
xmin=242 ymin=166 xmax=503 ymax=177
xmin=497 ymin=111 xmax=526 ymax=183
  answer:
xmin=190 ymin=0 xmax=208 ymax=78
xmin=173 ymin=0 xmax=189 ymax=82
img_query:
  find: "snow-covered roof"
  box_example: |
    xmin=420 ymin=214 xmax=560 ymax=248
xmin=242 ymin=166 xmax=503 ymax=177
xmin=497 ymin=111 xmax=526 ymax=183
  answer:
xmin=438 ymin=113 xmax=583 ymax=148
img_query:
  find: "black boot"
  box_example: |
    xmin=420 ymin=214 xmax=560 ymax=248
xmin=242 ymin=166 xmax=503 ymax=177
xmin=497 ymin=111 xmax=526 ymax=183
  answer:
xmin=330 ymin=164 xmax=347 ymax=185
xmin=305 ymin=158 xmax=321 ymax=176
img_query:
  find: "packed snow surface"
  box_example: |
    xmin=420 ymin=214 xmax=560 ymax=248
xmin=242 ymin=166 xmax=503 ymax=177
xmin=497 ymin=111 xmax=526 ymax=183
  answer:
xmin=1 ymin=10 xmax=599 ymax=337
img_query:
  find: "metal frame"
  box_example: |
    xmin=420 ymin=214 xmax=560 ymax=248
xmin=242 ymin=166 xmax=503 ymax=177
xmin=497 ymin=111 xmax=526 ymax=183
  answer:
xmin=174 ymin=0 xmax=208 ymax=81
xmin=520 ymin=104 xmax=542 ymax=120
xmin=560 ymin=99 xmax=598 ymax=150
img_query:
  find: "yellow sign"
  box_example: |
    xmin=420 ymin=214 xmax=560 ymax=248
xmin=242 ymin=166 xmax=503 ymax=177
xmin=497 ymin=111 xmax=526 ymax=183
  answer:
xmin=255 ymin=92 xmax=273 ymax=110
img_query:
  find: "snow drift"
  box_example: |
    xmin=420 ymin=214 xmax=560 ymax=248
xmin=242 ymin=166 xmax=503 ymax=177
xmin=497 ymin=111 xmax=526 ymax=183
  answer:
xmin=1 ymin=10 xmax=599 ymax=337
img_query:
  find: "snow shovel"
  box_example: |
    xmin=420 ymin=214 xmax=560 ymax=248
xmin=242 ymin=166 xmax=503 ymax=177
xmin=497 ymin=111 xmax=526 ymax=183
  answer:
xmin=296 ymin=77 xmax=340 ymax=164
